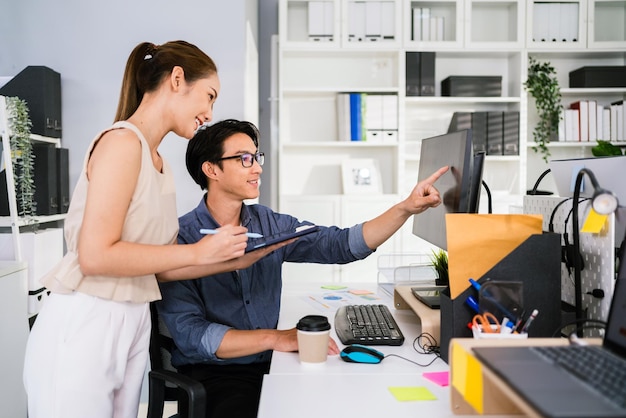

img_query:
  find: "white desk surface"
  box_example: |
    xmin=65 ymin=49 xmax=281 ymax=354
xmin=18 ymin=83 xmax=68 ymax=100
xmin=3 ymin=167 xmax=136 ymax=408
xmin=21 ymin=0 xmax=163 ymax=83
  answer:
xmin=258 ymin=282 xmax=473 ymax=418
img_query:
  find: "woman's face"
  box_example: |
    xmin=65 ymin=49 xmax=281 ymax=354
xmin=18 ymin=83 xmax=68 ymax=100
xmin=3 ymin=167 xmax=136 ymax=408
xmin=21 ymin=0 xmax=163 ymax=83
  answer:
xmin=174 ymin=72 xmax=220 ymax=139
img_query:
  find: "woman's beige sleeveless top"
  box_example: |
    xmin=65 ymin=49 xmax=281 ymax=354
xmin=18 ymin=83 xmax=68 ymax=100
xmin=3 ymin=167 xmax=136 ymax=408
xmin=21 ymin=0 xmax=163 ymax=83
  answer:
xmin=41 ymin=121 xmax=178 ymax=302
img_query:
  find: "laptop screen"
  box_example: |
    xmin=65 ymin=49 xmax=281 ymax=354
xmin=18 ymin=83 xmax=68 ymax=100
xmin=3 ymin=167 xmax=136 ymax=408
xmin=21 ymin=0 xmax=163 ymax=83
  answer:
xmin=603 ymin=233 xmax=626 ymax=357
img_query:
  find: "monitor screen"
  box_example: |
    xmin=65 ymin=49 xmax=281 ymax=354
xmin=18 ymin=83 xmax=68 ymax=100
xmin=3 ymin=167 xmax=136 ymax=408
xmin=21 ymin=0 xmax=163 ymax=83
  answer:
xmin=412 ymin=129 xmax=482 ymax=250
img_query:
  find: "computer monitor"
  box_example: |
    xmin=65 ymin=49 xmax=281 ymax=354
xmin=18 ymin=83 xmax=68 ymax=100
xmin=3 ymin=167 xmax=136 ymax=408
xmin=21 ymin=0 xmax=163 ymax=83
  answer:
xmin=411 ymin=129 xmax=482 ymax=250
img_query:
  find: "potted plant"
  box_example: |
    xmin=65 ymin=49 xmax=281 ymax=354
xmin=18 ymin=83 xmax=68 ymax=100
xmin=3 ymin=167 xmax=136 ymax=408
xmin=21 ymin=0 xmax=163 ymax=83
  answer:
xmin=592 ymin=140 xmax=624 ymax=157
xmin=5 ymin=96 xmax=36 ymax=218
xmin=524 ymin=57 xmax=563 ymax=163
xmin=429 ymin=248 xmax=448 ymax=286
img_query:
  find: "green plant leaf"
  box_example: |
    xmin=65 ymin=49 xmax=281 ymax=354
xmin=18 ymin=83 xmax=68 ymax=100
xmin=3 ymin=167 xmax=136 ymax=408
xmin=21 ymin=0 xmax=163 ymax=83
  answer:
xmin=5 ymin=96 xmax=35 ymax=218
xmin=524 ymin=57 xmax=563 ymax=163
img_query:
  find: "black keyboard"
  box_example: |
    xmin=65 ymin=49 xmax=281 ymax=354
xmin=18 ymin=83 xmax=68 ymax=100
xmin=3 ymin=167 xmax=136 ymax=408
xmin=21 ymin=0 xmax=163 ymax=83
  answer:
xmin=532 ymin=345 xmax=626 ymax=408
xmin=334 ymin=304 xmax=405 ymax=346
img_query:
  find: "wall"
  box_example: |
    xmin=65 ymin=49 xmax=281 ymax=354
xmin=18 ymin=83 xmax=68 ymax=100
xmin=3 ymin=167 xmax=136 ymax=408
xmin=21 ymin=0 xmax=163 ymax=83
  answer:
xmin=0 ymin=0 xmax=261 ymax=216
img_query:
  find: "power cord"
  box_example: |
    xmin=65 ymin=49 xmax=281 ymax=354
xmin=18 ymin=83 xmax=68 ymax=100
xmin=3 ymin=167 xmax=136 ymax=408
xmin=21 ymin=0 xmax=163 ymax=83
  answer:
xmin=382 ymin=332 xmax=442 ymax=367
xmin=551 ymin=318 xmax=607 ymax=338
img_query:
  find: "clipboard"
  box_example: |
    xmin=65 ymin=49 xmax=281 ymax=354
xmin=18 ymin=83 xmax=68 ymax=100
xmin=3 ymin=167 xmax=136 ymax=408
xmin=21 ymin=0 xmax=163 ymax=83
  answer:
xmin=245 ymin=225 xmax=320 ymax=253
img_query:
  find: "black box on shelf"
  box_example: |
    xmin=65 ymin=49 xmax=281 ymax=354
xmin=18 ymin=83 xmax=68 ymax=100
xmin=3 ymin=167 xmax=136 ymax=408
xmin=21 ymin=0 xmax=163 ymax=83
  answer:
xmin=441 ymin=76 xmax=502 ymax=97
xmin=0 ymin=66 xmax=62 ymax=138
xmin=569 ymin=66 xmax=626 ymax=88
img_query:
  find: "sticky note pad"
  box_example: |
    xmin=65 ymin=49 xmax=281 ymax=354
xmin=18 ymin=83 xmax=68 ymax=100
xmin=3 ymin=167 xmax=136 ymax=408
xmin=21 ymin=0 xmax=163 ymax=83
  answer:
xmin=388 ymin=386 xmax=437 ymax=401
xmin=465 ymin=355 xmax=484 ymax=414
xmin=581 ymin=208 xmax=607 ymax=233
xmin=321 ymin=285 xmax=347 ymax=290
xmin=349 ymin=289 xmax=373 ymax=295
xmin=423 ymin=371 xmax=449 ymax=387
xmin=451 ymin=342 xmax=469 ymax=396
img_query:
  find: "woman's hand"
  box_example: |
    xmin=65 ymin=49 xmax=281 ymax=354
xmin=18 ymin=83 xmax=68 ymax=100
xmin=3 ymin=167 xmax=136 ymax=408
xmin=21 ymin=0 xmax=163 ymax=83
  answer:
xmin=193 ymin=225 xmax=249 ymax=264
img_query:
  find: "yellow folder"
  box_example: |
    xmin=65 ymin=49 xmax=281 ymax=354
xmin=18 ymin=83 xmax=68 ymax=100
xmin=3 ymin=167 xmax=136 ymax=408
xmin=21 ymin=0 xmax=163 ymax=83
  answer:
xmin=446 ymin=214 xmax=543 ymax=299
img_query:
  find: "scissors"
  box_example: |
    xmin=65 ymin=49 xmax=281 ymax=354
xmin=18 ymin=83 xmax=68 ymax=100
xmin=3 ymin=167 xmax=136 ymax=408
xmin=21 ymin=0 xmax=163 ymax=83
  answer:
xmin=472 ymin=312 xmax=500 ymax=333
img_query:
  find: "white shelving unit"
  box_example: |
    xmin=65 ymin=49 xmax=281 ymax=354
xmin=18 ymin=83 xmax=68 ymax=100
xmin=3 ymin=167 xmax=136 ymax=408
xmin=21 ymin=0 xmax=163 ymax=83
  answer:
xmin=277 ymin=0 xmax=626 ymax=282
xmin=0 ymin=96 xmax=65 ymax=258
xmin=0 ymin=95 xmax=66 ymax=316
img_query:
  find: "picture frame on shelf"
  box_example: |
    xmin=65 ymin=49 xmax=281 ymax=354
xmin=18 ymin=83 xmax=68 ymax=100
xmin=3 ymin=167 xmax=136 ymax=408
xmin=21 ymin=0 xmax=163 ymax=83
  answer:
xmin=341 ymin=158 xmax=383 ymax=195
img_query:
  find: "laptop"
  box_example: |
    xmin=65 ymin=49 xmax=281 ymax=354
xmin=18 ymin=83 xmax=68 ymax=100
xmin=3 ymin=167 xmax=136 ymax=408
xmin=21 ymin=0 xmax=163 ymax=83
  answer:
xmin=472 ymin=246 xmax=626 ymax=417
xmin=411 ymin=286 xmax=445 ymax=309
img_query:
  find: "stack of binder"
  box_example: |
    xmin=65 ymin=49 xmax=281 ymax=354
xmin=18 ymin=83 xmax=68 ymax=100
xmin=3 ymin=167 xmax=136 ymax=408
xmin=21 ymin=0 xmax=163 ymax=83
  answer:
xmin=406 ymin=52 xmax=435 ymax=97
xmin=336 ymin=93 xmax=398 ymax=142
xmin=449 ymin=111 xmax=519 ymax=156
xmin=346 ymin=1 xmax=395 ymax=43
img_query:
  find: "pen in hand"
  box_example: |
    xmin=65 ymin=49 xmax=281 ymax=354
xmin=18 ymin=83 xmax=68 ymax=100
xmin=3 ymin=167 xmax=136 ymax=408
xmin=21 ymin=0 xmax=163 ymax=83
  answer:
xmin=200 ymin=229 xmax=264 ymax=239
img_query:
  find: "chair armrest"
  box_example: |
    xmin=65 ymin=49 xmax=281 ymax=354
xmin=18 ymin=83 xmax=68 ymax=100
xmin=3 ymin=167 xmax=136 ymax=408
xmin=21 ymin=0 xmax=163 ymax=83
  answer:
xmin=147 ymin=369 xmax=207 ymax=418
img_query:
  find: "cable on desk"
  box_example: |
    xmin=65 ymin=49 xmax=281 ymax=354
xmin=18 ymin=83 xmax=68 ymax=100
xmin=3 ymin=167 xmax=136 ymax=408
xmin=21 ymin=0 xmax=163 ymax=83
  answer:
xmin=382 ymin=332 xmax=442 ymax=367
xmin=551 ymin=318 xmax=607 ymax=338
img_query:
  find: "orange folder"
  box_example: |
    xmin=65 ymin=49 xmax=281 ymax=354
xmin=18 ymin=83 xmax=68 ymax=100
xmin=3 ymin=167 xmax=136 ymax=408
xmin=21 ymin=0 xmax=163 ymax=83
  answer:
xmin=445 ymin=214 xmax=543 ymax=299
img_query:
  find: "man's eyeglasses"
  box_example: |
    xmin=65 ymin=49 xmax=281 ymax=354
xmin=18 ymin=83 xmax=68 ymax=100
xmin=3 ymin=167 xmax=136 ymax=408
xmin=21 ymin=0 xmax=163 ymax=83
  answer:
xmin=217 ymin=152 xmax=265 ymax=168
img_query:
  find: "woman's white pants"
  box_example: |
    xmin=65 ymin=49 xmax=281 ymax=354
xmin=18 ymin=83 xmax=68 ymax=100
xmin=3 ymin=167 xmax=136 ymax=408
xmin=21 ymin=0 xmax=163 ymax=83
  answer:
xmin=23 ymin=291 xmax=151 ymax=418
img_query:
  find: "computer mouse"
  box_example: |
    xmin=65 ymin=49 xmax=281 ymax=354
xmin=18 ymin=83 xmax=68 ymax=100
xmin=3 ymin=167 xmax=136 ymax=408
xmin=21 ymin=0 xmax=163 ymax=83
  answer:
xmin=340 ymin=344 xmax=385 ymax=364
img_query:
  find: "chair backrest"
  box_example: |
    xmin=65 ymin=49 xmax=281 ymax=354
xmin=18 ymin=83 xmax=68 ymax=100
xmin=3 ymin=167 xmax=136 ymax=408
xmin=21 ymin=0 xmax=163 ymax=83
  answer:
xmin=149 ymin=302 xmax=180 ymax=399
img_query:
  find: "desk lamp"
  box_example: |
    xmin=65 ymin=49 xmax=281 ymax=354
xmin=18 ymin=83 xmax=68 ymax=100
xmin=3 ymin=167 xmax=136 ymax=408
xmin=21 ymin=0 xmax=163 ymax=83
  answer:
xmin=571 ymin=168 xmax=618 ymax=336
xmin=527 ymin=168 xmax=553 ymax=195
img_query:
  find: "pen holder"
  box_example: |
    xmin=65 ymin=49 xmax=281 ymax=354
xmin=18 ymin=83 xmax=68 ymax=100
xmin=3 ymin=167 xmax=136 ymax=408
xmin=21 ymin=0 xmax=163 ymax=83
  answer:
xmin=471 ymin=325 xmax=528 ymax=339
xmin=439 ymin=233 xmax=561 ymax=363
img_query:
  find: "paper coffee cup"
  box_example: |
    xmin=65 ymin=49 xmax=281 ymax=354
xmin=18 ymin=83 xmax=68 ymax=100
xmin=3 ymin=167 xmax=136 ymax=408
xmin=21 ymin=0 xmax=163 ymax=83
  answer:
xmin=296 ymin=315 xmax=331 ymax=364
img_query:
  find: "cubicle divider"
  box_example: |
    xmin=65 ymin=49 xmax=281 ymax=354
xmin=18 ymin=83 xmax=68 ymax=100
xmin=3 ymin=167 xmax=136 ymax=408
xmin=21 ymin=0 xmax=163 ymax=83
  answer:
xmin=439 ymin=233 xmax=562 ymax=363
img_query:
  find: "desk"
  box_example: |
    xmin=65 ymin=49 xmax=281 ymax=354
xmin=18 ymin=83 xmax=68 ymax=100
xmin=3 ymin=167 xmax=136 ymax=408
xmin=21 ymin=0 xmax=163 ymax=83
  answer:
xmin=449 ymin=338 xmax=602 ymax=417
xmin=258 ymin=283 xmax=486 ymax=418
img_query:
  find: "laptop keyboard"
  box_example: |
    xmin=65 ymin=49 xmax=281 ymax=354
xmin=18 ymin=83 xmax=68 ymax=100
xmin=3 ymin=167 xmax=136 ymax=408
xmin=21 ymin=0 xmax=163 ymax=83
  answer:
xmin=532 ymin=345 xmax=626 ymax=408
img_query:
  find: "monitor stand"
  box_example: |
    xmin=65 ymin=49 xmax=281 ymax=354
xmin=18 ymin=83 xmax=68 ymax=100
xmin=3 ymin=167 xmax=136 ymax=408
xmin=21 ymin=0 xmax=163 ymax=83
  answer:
xmin=393 ymin=285 xmax=441 ymax=344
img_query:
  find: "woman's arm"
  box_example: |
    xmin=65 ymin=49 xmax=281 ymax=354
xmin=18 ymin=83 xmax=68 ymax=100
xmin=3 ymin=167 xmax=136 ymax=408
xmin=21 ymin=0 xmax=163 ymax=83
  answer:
xmin=156 ymin=239 xmax=296 ymax=282
xmin=78 ymin=130 xmax=247 ymax=277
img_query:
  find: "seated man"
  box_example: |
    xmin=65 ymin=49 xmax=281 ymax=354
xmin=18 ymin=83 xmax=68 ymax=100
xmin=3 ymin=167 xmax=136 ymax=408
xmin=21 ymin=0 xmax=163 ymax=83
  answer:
xmin=157 ymin=119 xmax=447 ymax=418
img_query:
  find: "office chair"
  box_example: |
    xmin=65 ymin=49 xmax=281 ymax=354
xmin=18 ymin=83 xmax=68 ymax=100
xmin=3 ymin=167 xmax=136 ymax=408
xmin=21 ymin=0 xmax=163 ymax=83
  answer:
xmin=147 ymin=302 xmax=207 ymax=418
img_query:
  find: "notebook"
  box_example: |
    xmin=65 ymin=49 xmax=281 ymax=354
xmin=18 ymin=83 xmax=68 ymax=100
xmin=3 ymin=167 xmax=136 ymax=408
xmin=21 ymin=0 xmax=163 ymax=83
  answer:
xmin=473 ymin=247 xmax=626 ymax=417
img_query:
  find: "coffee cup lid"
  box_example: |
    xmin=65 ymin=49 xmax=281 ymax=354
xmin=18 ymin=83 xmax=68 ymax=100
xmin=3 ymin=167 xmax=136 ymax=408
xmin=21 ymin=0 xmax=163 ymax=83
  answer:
xmin=296 ymin=315 xmax=330 ymax=331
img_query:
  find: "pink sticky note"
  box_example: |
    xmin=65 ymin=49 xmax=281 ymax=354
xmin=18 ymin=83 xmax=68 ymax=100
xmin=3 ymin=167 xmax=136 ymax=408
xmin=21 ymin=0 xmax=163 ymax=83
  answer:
xmin=349 ymin=289 xmax=373 ymax=295
xmin=423 ymin=371 xmax=449 ymax=387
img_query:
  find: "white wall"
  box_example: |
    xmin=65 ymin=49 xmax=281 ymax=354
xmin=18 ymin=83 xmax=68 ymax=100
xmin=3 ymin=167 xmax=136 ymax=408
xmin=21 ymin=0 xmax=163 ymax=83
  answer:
xmin=0 ymin=0 xmax=259 ymax=216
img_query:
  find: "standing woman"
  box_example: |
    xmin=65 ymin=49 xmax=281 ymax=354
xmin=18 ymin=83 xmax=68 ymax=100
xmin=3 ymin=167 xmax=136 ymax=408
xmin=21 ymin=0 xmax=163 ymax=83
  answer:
xmin=23 ymin=41 xmax=250 ymax=418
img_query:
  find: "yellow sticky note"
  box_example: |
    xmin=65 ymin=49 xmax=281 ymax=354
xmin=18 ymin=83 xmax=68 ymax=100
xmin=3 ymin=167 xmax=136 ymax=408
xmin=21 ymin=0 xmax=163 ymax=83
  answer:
xmin=388 ymin=386 xmax=437 ymax=401
xmin=581 ymin=208 xmax=608 ymax=233
xmin=451 ymin=341 xmax=469 ymax=396
xmin=465 ymin=354 xmax=484 ymax=414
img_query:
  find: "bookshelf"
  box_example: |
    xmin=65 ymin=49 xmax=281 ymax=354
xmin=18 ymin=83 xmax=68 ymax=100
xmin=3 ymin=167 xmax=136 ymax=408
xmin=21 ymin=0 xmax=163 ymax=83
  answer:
xmin=277 ymin=0 xmax=626 ymax=282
